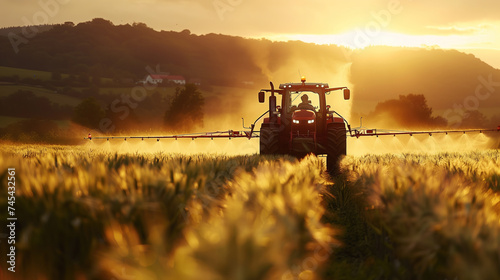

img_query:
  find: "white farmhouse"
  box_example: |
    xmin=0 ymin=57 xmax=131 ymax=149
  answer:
xmin=144 ymin=75 xmax=186 ymax=85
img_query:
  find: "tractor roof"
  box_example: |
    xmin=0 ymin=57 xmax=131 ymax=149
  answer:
xmin=279 ymin=83 xmax=330 ymax=91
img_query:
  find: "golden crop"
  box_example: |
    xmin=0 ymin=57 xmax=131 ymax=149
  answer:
xmin=1 ymin=145 xmax=499 ymax=280
xmin=340 ymin=151 xmax=500 ymax=279
xmin=0 ymin=145 xmax=334 ymax=280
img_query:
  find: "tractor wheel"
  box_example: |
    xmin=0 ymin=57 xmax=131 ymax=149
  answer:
xmin=260 ymin=126 xmax=280 ymax=155
xmin=326 ymin=124 xmax=346 ymax=176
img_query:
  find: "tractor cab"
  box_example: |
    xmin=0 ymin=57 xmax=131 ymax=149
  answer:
xmin=279 ymin=81 xmax=331 ymax=136
xmin=289 ymin=92 xmax=319 ymax=112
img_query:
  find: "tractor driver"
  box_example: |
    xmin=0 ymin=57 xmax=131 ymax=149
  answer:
xmin=297 ymin=94 xmax=315 ymax=111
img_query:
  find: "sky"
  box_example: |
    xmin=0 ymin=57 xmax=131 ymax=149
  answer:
xmin=2 ymin=0 xmax=500 ymax=68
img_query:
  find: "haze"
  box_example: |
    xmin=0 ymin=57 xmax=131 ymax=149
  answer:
xmin=2 ymin=0 xmax=500 ymax=68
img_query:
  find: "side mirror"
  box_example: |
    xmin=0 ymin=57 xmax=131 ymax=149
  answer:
xmin=258 ymin=91 xmax=265 ymax=103
xmin=343 ymin=89 xmax=350 ymax=100
xmin=326 ymin=105 xmax=331 ymax=111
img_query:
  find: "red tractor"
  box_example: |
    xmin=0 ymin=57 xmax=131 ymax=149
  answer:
xmin=258 ymin=77 xmax=351 ymax=174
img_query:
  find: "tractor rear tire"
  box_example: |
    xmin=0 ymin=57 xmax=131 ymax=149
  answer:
xmin=260 ymin=126 xmax=280 ymax=155
xmin=326 ymin=124 xmax=346 ymax=176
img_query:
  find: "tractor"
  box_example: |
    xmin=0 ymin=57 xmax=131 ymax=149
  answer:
xmin=258 ymin=77 xmax=351 ymax=174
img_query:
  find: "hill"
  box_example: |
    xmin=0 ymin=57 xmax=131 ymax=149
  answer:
xmin=350 ymin=46 xmax=500 ymax=123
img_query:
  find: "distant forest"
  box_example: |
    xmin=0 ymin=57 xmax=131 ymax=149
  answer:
xmin=1 ymin=18 xmax=500 ymax=142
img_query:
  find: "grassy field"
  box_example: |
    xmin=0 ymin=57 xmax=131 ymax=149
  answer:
xmin=0 ymin=85 xmax=81 ymax=106
xmin=0 ymin=116 xmax=28 ymax=128
xmin=0 ymin=66 xmax=111 ymax=84
xmin=0 ymin=66 xmax=53 ymax=80
xmin=0 ymin=145 xmax=499 ymax=280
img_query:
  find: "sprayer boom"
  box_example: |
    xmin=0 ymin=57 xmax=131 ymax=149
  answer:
xmin=85 ymin=126 xmax=500 ymax=141
xmin=349 ymin=127 xmax=500 ymax=138
xmin=85 ymin=130 xmax=258 ymax=141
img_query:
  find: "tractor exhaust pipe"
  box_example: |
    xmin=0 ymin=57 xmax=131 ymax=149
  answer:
xmin=269 ymin=82 xmax=277 ymax=123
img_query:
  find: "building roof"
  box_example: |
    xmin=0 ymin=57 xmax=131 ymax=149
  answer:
xmin=150 ymin=74 xmax=185 ymax=80
xmin=149 ymin=75 xmax=169 ymax=80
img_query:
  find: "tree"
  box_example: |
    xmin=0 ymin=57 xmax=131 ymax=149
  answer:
xmin=90 ymin=18 xmax=114 ymax=26
xmin=72 ymin=97 xmax=105 ymax=129
xmin=132 ymin=22 xmax=150 ymax=30
xmin=163 ymin=84 xmax=204 ymax=132
xmin=369 ymin=94 xmax=447 ymax=128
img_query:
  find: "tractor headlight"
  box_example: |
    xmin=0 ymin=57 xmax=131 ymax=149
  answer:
xmin=293 ymin=119 xmax=299 ymax=124
xmin=308 ymin=120 xmax=315 ymax=124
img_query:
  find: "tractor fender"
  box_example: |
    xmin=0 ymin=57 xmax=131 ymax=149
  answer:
xmin=263 ymin=117 xmax=281 ymax=124
xmin=326 ymin=117 xmax=344 ymax=124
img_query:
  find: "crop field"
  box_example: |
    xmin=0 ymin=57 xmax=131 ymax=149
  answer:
xmin=1 ymin=144 xmax=500 ymax=280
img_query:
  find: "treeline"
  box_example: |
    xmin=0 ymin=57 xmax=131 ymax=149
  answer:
xmin=0 ymin=83 xmax=205 ymax=143
xmin=0 ymin=24 xmax=53 ymax=36
xmin=74 ymin=84 xmax=204 ymax=133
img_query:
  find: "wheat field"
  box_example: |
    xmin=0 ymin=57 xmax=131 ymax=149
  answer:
xmin=0 ymin=144 xmax=499 ymax=280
